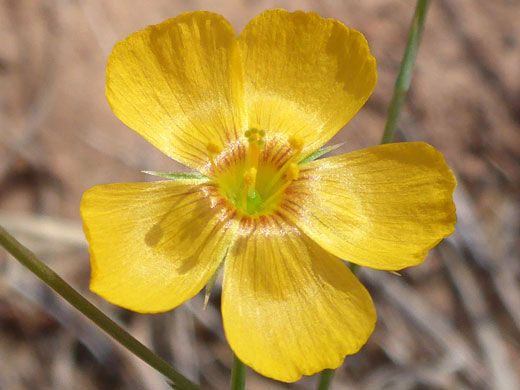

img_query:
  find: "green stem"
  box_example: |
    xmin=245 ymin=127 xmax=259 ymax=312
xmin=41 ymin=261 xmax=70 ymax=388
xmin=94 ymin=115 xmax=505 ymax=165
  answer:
xmin=230 ymin=353 xmax=247 ymax=390
xmin=0 ymin=225 xmax=199 ymax=390
xmin=318 ymin=369 xmax=335 ymax=390
xmin=381 ymin=0 xmax=431 ymax=144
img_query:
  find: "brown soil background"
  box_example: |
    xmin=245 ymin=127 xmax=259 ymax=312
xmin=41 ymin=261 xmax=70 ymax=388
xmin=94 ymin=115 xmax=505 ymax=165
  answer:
xmin=1 ymin=1 xmax=519 ymax=389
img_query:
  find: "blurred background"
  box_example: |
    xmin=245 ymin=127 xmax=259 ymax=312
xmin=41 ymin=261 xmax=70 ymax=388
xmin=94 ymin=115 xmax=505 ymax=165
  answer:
xmin=1 ymin=0 xmax=519 ymax=389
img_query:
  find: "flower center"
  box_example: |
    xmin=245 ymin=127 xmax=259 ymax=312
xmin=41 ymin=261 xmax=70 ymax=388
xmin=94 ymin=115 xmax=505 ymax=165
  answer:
xmin=206 ymin=129 xmax=304 ymax=216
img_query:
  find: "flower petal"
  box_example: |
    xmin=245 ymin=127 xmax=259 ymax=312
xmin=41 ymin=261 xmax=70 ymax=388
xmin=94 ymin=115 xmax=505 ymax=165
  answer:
xmin=106 ymin=12 xmax=246 ymax=173
xmin=81 ymin=180 xmax=238 ymax=313
xmin=222 ymin=214 xmax=376 ymax=382
xmin=238 ymin=9 xmax=376 ymax=154
xmin=282 ymin=142 xmax=457 ymax=270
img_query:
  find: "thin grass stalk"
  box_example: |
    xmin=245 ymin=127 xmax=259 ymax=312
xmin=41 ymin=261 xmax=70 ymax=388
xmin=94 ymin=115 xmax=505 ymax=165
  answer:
xmin=317 ymin=369 xmax=335 ymax=390
xmin=381 ymin=0 xmax=431 ymax=144
xmin=230 ymin=353 xmax=247 ymax=390
xmin=0 ymin=225 xmax=199 ymax=390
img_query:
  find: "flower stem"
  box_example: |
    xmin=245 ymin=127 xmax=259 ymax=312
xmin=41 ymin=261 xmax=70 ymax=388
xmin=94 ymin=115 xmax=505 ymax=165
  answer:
xmin=381 ymin=0 xmax=431 ymax=144
xmin=230 ymin=353 xmax=247 ymax=390
xmin=317 ymin=369 xmax=335 ymax=390
xmin=0 ymin=225 xmax=199 ymax=390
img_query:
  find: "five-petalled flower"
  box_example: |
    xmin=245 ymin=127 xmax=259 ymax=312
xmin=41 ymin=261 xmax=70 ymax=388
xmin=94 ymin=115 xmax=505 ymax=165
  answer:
xmin=81 ymin=9 xmax=456 ymax=382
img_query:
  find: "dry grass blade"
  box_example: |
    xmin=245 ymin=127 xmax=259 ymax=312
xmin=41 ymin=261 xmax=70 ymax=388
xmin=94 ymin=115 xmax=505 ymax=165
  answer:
xmin=450 ymin=184 xmax=520 ymax=335
xmin=438 ymin=241 xmax=520 ymax=390
xmin=361 ymin=268 xmax=490 ymax=388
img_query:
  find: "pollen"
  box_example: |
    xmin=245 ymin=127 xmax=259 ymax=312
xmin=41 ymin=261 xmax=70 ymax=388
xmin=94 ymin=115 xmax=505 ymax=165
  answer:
xmin=207 ymin=141 xmax=223 ymax=155
xmin=286 ymin=163 xmax=299 ymax=181
xmin=206 ymin=141 xmax=222 ymax=174
xmin=288 ymin=135 xmax=304 ymax=151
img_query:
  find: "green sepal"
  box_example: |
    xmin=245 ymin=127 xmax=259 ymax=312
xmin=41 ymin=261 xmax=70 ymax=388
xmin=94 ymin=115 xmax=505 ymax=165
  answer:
xmin=298 ymin=143 xmax=343 ymax=165
xmin=204 ymin=260 xmax=225 ymax=310
xmin=142 ymin=171 xmax=209 ymax=181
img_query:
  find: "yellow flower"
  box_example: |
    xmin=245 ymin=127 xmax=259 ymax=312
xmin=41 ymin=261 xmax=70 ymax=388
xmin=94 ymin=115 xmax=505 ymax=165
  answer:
xmin=81 ymin=9 xmax=456 ymax=382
